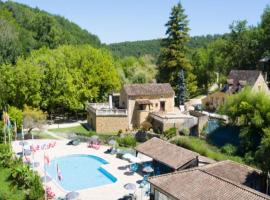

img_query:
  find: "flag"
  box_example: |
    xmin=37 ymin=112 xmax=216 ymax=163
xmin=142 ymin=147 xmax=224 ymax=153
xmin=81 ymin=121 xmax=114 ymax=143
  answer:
xmin=44 ymin=153 xmax=50 ymax=165
xmin=57 ymin=163 xmax=63 ymax=181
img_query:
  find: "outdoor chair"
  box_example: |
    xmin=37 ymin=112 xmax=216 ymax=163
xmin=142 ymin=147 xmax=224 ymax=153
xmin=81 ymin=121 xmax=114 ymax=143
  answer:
xmin=130 ymin=163 xmax=139 ymax=172
xmin=139 ymin=175 xmax=149 ymax=188
xmin=46 ymin=186 xmax=56 ymax=199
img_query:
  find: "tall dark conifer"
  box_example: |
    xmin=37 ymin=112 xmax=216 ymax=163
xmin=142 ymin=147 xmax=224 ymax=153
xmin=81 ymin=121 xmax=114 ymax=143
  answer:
xmin=157 ymin=2 xmax=194 ymax=96
xmin=177 ymin=69 xmax=186 ymax=105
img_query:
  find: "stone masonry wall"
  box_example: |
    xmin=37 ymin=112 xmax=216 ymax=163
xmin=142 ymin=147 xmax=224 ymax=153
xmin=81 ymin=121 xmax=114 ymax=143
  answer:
xmin=95 ymin=115 xmax=128 ymax=133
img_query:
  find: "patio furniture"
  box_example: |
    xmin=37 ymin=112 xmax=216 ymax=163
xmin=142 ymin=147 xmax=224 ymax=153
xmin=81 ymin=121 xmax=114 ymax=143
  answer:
xmin=88 ymin=141 xmax=101 ymax=149
xmin=128 ymin=156 xmax=141 ymax=163
xmin=121 ymin=194 xmax=137 ymax=200
xmin=108 ymin=139 xmax=117 ymax=146
xmin=67 ymin=138 xmax=80 ymax=146
xmin=123 ymin=153 xmax=133 ymax=161
xmin=139 ymin=175 xmax=149 ymax=188
xmin=130 ymin=163 xmax=139 ymax=172
xmin=65 ymin=191 xmax=79 ymax=200
xmin=46 ymin=186 xmax=56 ymax=199
xmin=124 ymin=183 xmax=136 ymax=192
xmin=142 ymin=166 xmax=154 ymax=173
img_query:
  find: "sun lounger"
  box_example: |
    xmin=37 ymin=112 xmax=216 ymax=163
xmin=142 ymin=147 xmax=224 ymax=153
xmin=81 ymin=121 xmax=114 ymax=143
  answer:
xmin=46 ymin=186 xmax=56 ymax=199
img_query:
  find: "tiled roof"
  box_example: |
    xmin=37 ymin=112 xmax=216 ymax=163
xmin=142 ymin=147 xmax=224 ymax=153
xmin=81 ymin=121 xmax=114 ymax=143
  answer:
xmin=149 ymin=168 xmax=270 ymax=200
xmin=228 ymin=70 xmax=261 ymax=87
xmin=201 ymin=160 xmax=262 ymax=186
xmin=135 ymin=137 xmax=199 ymax=170
xmin=123 ymin=83 xmax=175 ymax=97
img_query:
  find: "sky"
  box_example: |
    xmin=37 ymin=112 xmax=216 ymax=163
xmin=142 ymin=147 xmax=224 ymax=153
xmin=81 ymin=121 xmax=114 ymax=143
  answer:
xmin=8 ymin=0 xmax=270 ymax=44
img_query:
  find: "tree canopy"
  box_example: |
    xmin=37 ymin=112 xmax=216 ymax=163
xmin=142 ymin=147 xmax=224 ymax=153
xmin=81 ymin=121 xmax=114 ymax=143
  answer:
xmin=157 ymin=2 xmax=197 ymax=98
xmin=0 ymin=45 xmax=121 ymax=113
xmin=219 ymin=88 xmax=270 ymax=172
xmin=0 ymin=1 xmax=100 ymax=65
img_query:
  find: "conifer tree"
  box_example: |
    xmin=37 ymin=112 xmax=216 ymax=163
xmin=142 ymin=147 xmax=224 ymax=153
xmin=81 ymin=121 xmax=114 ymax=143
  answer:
xmin=157 ymin=2 xmax=197 ymax=96
xmin=177 ymin=69 xmax=186 ymax=105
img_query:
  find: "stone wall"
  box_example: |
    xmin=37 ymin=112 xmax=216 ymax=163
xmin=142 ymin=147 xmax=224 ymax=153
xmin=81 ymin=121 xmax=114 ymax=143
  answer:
xmin=87 ymin=109 xmax=128 ymax=133
xmin=95 ymin=115 xmax=128 ymax=133
xmin=128 ymin=95 xmax=175 ymax=129
xmin=87 ymin=111 xmax=96 ymax=130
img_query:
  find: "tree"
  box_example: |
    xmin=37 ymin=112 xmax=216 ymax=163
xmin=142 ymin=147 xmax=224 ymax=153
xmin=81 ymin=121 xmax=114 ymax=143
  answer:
xmin=8 ymin=106 xmax=23 ymax=140
xmin=261 ymin=5 xmax=270 ymax=55
xmin=255 ymin=128 xmax=270 ymax=174
xmin=23 ymin=105 xmax=47 ymax=134
xmin=219 ymin=88 xmax=270 ymax=165
xmin=0 ymin=45 xmax=121 ymax=114
xmin=177 ymin=69 xmax=186 ymax=105
xmin=157 ymin=2 xmax=196 ymax=97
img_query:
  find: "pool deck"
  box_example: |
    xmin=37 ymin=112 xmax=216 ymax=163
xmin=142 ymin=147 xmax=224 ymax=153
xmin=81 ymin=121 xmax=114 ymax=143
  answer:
xmin=12 ymin=139 xmax=149 ymax=200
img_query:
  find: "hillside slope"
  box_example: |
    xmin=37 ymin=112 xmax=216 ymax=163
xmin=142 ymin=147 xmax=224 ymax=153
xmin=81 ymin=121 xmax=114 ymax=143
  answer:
xmin=0 ymin=1 xmax=101 ymax=64
xmin=108 ymin=34 xmax=222 ymax=59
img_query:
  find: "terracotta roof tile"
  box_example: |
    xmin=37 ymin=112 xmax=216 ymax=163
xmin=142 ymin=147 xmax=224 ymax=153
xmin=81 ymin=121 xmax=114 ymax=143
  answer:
xmin=123 ymin=83 xmax=175 ymax=97
xmin=149 ymin=168 xmax=270 ymax=200
xmin=135 ymin=137 xmax=199 ymax=169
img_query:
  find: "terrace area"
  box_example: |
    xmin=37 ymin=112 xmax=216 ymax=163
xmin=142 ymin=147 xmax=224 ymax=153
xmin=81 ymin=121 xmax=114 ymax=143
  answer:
xmin=87 ymin=103 xmax=127 ymax=116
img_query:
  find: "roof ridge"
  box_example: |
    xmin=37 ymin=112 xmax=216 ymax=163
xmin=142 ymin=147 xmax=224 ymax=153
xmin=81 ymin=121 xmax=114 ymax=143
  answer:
xmin=148 ymin=167 xmax=199 ymax=181
xmin=200 ymin=159 xmax=262 ymax=173
xmin=200 ymin=170 xmax=270 ymax=199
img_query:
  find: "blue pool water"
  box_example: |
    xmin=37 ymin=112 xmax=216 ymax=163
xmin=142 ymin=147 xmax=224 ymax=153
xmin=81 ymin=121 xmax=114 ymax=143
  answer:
xmin=46 ymin=154 xmax=117 ymax=191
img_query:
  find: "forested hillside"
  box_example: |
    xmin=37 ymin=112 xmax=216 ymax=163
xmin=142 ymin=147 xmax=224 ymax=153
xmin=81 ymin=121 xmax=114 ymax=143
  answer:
xmin=108 ymin=35 xmax=222 ymax=59
xmin=0 ymin=1 xmax=100 ymax=65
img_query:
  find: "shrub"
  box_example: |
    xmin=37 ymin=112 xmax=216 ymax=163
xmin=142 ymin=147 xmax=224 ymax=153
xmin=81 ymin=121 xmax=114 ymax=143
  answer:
xmin=135 ymin=130 xmax=148 ymax=142
xmin=163 ymin=127 xmax=177 ymax=139
xmin=181 ymin=128 xmax=190 ymax=136
xmin=28 ymin=174 xmax=44 ymax=200
xmin=140 ymin=121 xmax=152 ymax=131
xmin=117 ymin=135 xmax=136 ymax=147
xmin=0 ymin=144 xmax=12 ymax=168
xmin=221 ymin=144 xmax=237 ymax=156
xmin=171 ymin=136 xmax=244 ymax=163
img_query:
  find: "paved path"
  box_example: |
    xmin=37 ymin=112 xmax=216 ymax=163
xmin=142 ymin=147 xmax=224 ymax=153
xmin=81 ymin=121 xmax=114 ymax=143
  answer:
xmin=46 ymin=120 xmax=87 ymax=129
xmin=43 ymin=131 xmax=66 ymax=140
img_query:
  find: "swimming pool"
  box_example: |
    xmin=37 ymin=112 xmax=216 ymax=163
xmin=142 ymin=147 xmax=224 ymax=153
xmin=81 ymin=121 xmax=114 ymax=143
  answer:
xmin=46 ymin=154 xmax=117 ymax=191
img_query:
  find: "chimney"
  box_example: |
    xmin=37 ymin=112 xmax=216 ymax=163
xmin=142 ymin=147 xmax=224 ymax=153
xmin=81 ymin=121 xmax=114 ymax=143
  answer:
xmin=109 ymin=94 xmax=113 ymax=109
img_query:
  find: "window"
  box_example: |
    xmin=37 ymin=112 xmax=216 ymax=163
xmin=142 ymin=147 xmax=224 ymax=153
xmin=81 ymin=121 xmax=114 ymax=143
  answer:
xmin=258 ymin=84 xmax=262 ymax=91
xmin=156 ymin=103 xmax=158 ymax=107
xmin=160 ymin=101 xmax=165 ymax=111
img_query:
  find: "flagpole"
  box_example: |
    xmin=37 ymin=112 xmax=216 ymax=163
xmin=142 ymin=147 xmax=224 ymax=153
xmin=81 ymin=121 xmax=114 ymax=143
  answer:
xmin=44 ymin=150 xmax=47 ymax=200
xmin=32 ymin=131 xmax=34 ymax=168
xmin=22 ymin=125 xmax=24 ymax=159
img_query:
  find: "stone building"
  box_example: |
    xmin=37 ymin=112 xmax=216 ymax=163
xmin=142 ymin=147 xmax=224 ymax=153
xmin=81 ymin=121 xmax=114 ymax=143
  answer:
xmin=87 ymin=83 xmax=197 ymax=133
xmin=202 ymin=70 xmax=269 ymax=110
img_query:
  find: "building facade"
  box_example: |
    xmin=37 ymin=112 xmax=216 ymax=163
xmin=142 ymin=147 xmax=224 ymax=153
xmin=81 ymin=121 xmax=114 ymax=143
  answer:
xmin=87 ymin=83 xmax=178 ymax=133
xmin=202 ymin=70 xmax=269 ymax=110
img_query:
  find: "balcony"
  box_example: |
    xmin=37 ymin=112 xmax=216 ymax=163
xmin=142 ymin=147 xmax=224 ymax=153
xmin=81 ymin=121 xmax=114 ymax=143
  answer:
xmin=87 ymin=103 xmax=127 ymax=116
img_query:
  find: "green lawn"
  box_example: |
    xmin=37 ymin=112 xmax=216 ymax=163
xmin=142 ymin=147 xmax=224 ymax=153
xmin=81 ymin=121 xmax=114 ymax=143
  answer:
xmin=172 ymin=136 xmax=243 ymax=163
xmin=49 ymin=124 xmax=118 ymax=140
xmin=0 ymin=167 xmax=25 ymax=200
xmin=32 ymin=131 xmax=57 ymax=139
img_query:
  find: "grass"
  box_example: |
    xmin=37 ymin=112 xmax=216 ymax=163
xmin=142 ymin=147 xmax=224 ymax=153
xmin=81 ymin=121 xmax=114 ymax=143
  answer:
xmin=0 ymin=167 xmax=25 ymax=200
xmin=32 ymin=131 xmax=57 ymax=139
xmin=171 ymin=136 xmax=243 ymax=163
xmin=49 ymin=125 xmax=90 ymax=136
xmin=49 ymin=124 xmax=118 ymax=141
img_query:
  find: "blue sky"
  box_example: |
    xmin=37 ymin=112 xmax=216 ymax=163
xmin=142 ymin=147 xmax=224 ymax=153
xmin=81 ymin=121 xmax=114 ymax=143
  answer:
xmin=9 ymin=0 xmax=270 ymax=44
